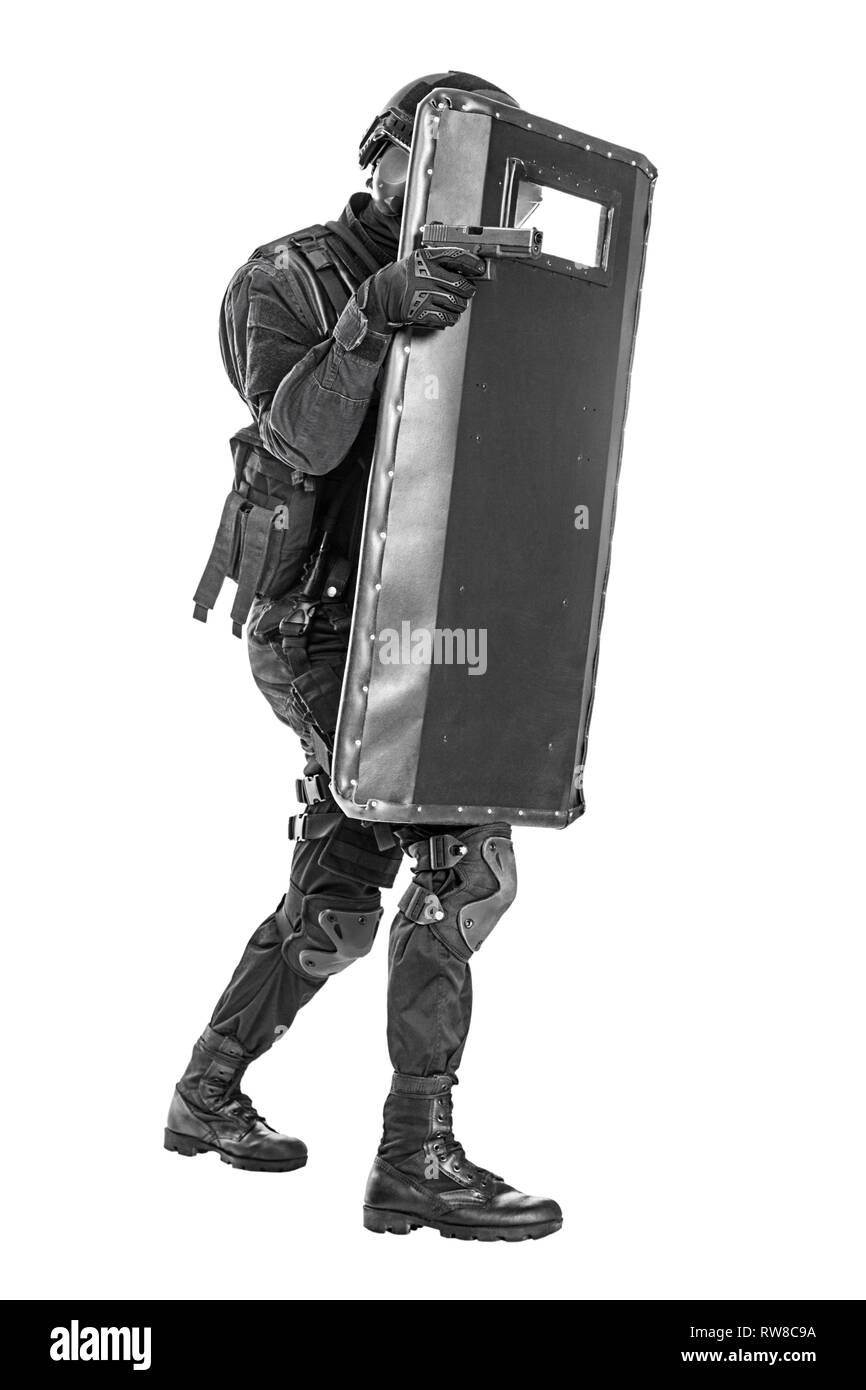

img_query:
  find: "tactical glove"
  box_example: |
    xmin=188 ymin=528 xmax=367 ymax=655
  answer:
xmin=357 ymin=247 xmax=486 ymax=330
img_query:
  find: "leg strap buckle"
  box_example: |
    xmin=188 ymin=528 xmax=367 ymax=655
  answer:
xmin=399 ymin=884 xmax=445 ymax=925
xmin=295 ymin=773 xmax=330 ymax=806
xmin=408 ymin=833 xmax=467 ymax=871
xmin=288 ymin=811 xmax=342 ymax=842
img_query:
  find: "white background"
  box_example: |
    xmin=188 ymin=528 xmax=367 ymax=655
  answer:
xmin=3 ymin=1 xmax=863 ymax=1301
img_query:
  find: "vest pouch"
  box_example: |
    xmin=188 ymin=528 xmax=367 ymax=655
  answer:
xmin=192 ymin=428 xmax=317 ymax=637
xmin=233 ymin=432 xmax=317 ymax=600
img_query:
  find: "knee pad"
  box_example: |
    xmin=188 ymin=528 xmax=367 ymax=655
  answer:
xmin=277 ymin=887 xmax=383 ymax=981
xmin=398 ymin=827 xmax=517 ymax=962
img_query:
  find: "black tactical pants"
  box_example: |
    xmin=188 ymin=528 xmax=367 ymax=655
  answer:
xmin=207 ymin=599 xmax=517 ymax=1080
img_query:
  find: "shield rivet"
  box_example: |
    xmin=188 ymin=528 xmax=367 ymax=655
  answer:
xmin=379 ymin=531 xmax=387 ymax=540
xmin=354 ymin=739 xmax=361 ymax=747
xmin=375 ymin=582 xmax=381 ymax=591
xmin=362 ymin=684 xmax=368 ymax=693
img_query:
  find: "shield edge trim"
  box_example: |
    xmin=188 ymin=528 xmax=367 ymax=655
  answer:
xmin=425 ymin=87 xmax=657 ymax=181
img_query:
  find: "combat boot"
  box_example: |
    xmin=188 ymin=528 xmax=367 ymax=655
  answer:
xmin=363 ymin=1073 xmax=561 ymax=1240
xmin=164 ymin=1025 xmax=306 ymax=1172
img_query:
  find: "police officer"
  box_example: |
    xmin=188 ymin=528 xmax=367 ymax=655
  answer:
xmin=168 ymin=73 xmax=562 ymax=1241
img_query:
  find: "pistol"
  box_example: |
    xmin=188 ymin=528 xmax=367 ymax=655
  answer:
xmin=420 ymin=222 xmax=542 ymax=276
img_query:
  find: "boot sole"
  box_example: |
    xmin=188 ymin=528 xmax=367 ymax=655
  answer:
xmin=164 ymin=1128 xmax=306 ymax=1172
xmin=363 ymin=1205 xmax=562 ymax=1241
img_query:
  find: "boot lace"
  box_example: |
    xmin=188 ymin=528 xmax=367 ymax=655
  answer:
xmin=432 ymin=1105 xmax=496 ymax=1191
xmin=221 ymin=1089 xmax=264 ymax=1128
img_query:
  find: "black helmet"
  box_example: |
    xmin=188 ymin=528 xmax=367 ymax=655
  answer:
xmin=359 ymin=71 xmax=518 ymax=168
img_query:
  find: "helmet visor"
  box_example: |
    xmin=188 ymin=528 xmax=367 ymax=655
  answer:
xmin=359 ymin=107 xmax=414 ymax=168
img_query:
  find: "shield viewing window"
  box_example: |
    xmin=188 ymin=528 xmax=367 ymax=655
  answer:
xmin=520 ymin=181 xmax=608 ymax=267
xmin=502 ymin=157 xmax=616 ymax=283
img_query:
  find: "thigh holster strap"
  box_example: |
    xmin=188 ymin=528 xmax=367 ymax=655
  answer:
xmin=288 ymin=811 xmax=342 ymax=842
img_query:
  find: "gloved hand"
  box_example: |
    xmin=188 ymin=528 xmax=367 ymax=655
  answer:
xmin=357 ymin=247 xmax=486 ymax=331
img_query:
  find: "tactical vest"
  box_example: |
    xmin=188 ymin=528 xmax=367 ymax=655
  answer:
xmin=192 ymin=218 xmax=382 ymax=637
